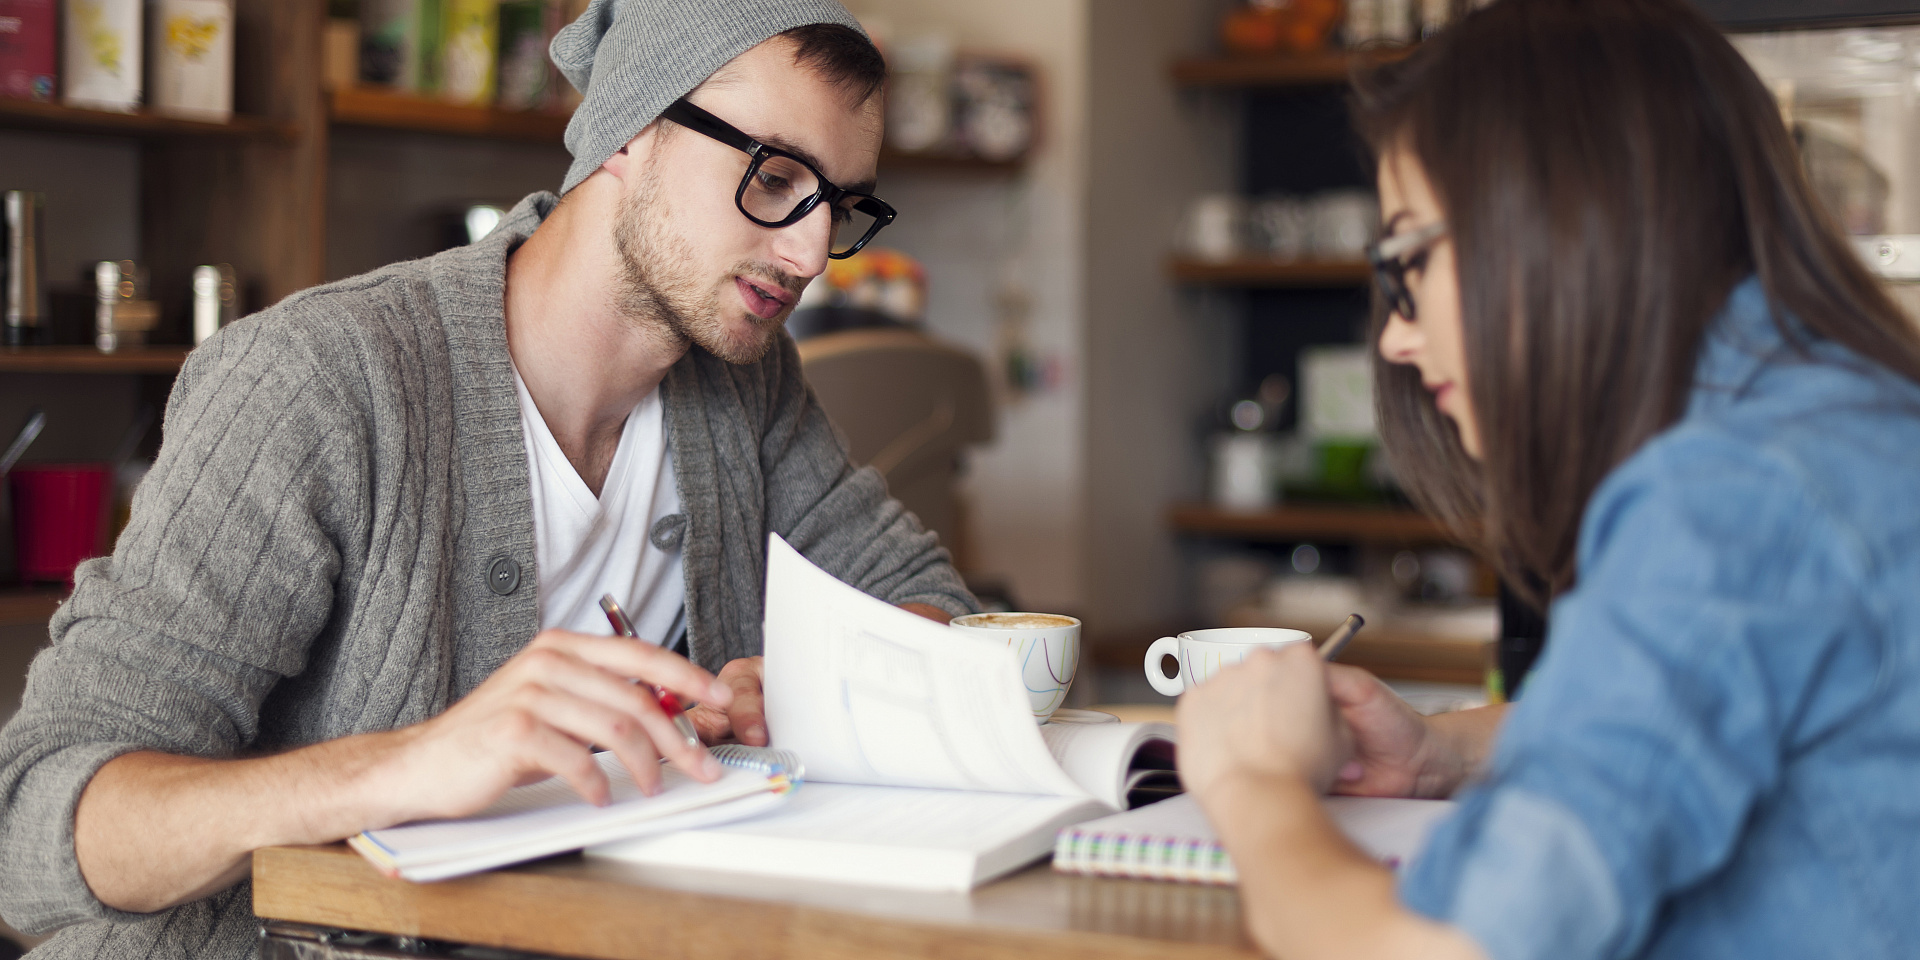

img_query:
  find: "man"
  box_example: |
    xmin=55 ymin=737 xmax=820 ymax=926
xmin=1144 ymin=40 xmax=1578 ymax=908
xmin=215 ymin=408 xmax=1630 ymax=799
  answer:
xmin=0 ymin=2 xmax=974 ymax=956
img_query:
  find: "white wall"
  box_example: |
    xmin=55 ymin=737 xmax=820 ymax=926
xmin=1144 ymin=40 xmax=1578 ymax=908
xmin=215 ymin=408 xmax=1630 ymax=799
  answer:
xmin=1082 ymin=0 xmax=1239 ymax=631
xmin=849 ymin=0 xmax=1092 ymax=613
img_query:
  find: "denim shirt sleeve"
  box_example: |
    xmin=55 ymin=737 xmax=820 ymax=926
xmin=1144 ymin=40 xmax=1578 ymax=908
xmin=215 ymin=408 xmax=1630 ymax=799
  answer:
xmin=1398 ymin=428 xmax=1883 ymax=960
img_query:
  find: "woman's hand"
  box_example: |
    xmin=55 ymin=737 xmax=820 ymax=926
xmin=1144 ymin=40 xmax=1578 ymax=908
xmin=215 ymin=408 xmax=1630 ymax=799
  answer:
xmin=1327 ymin=664 xmax=1505 ymax=798
xmin=1175 ymin=642 xmax=1350 ymax=797
xmin=1325 ymin=663 xmax=1445 ymax=796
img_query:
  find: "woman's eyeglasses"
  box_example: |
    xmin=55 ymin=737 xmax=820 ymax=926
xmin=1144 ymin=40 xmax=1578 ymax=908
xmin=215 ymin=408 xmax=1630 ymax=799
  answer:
xmin=658 ymin=98 xmax=897 ymax=260
xmin=1366 ymin=220 xmax=1448 ymax=320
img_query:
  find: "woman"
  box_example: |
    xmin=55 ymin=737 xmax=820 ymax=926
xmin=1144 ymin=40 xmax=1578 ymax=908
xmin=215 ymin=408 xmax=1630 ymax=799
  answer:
xmin=1176 ymin=2 xmax=1920 ymax=959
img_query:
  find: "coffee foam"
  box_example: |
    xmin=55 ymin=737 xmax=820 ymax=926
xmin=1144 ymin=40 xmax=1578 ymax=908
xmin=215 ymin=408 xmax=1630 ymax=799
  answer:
xmin=956 ymin=612 xmax=1078 ymax=630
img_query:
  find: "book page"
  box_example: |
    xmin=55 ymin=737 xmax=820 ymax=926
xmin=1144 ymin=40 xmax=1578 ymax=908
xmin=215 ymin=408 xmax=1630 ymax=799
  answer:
xmin=1039 ymin=721 xmax=1176 ymax=808
xmin=762 ymin=535 xmax=1090 ymax=798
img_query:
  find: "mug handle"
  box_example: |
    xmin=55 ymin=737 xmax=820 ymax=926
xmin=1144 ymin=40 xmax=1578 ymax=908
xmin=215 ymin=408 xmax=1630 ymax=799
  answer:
xmin=1144 ymin=636 xmax=1185 ymax=697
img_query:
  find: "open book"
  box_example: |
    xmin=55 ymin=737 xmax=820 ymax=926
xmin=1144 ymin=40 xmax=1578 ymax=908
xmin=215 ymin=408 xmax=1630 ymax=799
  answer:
xmin=349 ymin=744 xmax=801 ymax=882
xmin=589 ymin=535 xmax=1178 ymax=891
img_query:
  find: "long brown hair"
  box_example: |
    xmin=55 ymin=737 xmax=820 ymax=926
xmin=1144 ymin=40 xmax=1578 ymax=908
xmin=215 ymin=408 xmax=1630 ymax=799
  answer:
xmin=1353 ymin=0 xmax=1920 ymax=607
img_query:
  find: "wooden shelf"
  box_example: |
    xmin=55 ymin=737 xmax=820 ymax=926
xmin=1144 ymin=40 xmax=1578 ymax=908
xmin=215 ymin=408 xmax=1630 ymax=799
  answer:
xmin=1168 ymin=503 xmax=1456 ymax=544
xmin=0 ymin=346 xmax=191 ymax=374
xmin=0 ymin=587 xmax=64 ymax=626
xmin=1169 ymin=46 xmax=1413 ymax=88
xmin=0 ymin=97 xmax=294 ymax=141
xmin=328 ymin=87 xmax=571 ymax=143
xmin=1168 ymin=256 xmax=1371 ymax=287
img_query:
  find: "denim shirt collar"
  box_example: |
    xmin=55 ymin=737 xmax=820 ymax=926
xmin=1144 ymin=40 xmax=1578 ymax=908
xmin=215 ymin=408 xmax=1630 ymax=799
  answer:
xmin=1686 ymin=275 xmax=1793 ymax=419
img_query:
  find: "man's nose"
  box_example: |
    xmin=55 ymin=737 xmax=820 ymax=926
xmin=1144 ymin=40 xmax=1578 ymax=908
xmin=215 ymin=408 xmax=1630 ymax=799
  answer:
xmin=770 ymin=203 xmax=833 ymax=279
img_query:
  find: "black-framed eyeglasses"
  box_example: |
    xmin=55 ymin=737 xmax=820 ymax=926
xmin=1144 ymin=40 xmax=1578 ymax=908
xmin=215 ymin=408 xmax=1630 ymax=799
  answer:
xmin=1366 ymin=220 xmax=1448 ymax=320
xmin=658 ymin=98 xmax=896 ymax=259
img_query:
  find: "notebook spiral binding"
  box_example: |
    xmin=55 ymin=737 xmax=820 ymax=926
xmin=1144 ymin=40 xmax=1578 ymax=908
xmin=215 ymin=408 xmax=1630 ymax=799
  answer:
xmin=711 ymin=744 xmax=806 ymax=790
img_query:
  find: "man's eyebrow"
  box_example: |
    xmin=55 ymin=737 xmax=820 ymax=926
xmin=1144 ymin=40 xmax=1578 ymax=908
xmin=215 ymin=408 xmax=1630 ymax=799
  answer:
xmin=756 ymin=132 xmax=877 ymax=194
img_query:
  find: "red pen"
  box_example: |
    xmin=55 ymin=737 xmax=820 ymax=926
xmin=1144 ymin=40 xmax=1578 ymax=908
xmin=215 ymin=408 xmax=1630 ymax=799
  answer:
xmin=599 ymin=594 xmax=702 ymax=749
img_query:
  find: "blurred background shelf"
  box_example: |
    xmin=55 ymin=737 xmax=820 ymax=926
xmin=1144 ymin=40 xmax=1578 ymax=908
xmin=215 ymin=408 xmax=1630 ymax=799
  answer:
xmin=0 ymin=589 xmax=64 ymax=627
xmin=1168 ymin=47 xmax=1413 ymax=88
xmin=0 ymin=98 xmax=294 ymax=142
xmin=328 ymin=87 xmax=571 ymax=143
xmin=1168 ymin=503 xmax=1457 ymax=544
xmin=1167 ymin=256 xmax=1372 ymax=287
xmin=878 ymin=146 xmax=1025 ymax=175
xmin=0 ymin=346 xmax=192 ymax=374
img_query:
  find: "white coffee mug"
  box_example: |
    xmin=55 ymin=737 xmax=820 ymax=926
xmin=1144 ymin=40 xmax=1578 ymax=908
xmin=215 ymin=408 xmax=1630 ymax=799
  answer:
xmin=951 ymin=612 xmax=1081 ymax=722
xmin=1144 ymin=627 xmax=1313 ymax=696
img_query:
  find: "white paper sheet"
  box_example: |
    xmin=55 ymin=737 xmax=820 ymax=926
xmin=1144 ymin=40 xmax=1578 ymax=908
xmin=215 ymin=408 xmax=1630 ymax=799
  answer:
xmin=762 ymin=535 xmax=1089 ymax=798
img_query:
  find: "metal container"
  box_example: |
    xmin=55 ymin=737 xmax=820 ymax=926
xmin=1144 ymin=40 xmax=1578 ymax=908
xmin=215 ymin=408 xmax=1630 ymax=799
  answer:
xmin=191 ymin=263 xmax=236 ymax=344
xmin=4 ymin=190 xmax=46 ymax=347
xmin=94 ymin=259 xmax=146 ymax=354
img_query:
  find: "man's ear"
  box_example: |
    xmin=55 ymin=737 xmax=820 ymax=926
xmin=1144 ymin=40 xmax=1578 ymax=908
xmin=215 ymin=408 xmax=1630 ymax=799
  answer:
xmin=600 ymin=122 xmax=661 ymax=182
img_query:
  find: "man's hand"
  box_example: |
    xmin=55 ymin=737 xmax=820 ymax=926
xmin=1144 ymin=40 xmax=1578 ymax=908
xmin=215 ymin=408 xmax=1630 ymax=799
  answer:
xmin=367 ymin=628 xmax=734 ymax=824
xmin=686 ymin=657 xmax=768 ymax=746
xmin=77 ymin=628 xmax=736 ymax=913
xmin=1175 ymin=642 xmax=1351 ymax=797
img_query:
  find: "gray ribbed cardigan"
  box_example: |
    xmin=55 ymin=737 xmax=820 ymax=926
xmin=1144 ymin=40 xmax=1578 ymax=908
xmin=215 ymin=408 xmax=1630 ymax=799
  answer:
xmin=0 ymin=193 xmax=974 ymax=957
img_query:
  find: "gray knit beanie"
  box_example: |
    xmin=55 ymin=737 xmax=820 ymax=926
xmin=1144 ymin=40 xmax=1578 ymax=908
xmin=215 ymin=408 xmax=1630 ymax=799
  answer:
xmin=550 ymin=0 xmax=867 ymax=195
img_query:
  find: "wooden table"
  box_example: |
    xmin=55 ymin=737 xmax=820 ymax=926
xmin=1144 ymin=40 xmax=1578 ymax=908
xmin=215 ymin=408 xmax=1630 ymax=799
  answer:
xmin=253 ymin=844 xmax=1258 ymax=960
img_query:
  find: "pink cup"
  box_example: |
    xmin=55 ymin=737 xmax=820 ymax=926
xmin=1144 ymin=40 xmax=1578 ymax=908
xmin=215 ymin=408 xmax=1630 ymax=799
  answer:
xmin=10 ymin=463 xmax=112 ymax=587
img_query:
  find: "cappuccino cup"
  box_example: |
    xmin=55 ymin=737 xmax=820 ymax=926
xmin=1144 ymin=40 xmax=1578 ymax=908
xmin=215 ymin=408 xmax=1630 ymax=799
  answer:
xmin=1144 ymin=627 xmax=1312 ymax=696
xmin=951 ymin=612 xmax=1081 ymax=722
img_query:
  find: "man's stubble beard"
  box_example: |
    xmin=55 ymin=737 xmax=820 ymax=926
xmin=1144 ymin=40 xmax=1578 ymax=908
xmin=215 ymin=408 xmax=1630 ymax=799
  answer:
xmin=612 ymin=164 xmax=790 ymax=365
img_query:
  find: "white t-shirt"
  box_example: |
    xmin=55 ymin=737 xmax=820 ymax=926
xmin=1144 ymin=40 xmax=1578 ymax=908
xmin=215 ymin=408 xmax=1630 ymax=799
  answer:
xmin=512 ymin=367 xmax=687 ymax=651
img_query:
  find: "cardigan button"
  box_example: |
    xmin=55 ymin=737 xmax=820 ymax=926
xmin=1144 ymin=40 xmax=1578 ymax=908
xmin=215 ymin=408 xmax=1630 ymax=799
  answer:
xmin=649 ymin=514 xmax=688 ymax=550
xmin=487 ymin=557 xmax=521 ymax=596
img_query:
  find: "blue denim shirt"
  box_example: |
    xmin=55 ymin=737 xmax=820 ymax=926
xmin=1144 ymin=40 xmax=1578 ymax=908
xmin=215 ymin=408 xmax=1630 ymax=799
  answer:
xmin=1400 ymin=277 xmax=1920 ymax=960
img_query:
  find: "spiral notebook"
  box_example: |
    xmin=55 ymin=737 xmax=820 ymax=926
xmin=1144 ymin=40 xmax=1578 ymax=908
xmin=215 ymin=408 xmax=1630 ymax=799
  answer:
xmin=348 ymin=744 xmax=800 ymax=882
xmin=1052 ymin=793 xmax=1455 ymax=886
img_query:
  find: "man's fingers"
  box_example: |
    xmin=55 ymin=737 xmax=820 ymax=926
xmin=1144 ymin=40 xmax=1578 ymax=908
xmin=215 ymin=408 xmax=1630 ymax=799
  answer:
xmin=519 ymin=661 xmax=723 ymax=788
xmin=631 ymin=700 xmax=724 ymax=783
xmin=521 ymin=689 xmax=670 ymax=795
xmin=716 ymin=658 xmax=766 ymax=746
xmin=684 ymin=703 xmax=733 ymax=744
xmin=532 ymin=631 xmax=732 ymax=708
xmin=513 ymin=723 xmax=615 ymax=806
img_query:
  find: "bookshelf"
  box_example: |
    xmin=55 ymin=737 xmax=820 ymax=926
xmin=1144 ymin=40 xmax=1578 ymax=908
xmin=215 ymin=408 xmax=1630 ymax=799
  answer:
xmin=0 ymin=2 xmax=326 ymax=312
xmin=0 ymin=99 xmax=295 ymax=142
xmin=328 ymin=87 xmax=571 ymax=143
xmin=1167 ymin=503 xmax=1458 ymax=544
xmin=326 ymin=87 xmax=1029 ymax=176
xmin=0 ymin=346 xmax=191 ymax=374
xmin=0 ymin=588 xmax=64 ymax=627
xmin=1167 ymin=256 xmax=1371 ymax=287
